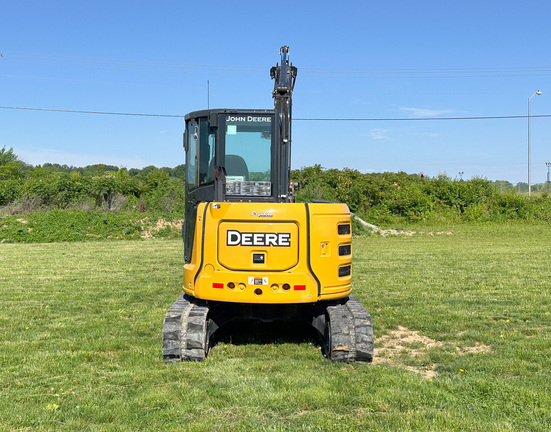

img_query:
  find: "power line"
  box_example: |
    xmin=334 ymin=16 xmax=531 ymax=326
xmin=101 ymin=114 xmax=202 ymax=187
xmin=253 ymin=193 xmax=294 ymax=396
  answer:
xmin=1 ymin=105 xmax=551 ymax=121
xmin=3 ymin=50 xmax=551 ymax=78
xmin=295 ymin=114 xmax=551 ymax=121
xmin=0 ymin=105 xmax=185 ymax=118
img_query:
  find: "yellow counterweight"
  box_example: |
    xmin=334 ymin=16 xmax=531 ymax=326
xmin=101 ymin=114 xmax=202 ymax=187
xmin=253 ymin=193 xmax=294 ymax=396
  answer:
xmin=183 ymin=202 xmax=353 ymax=304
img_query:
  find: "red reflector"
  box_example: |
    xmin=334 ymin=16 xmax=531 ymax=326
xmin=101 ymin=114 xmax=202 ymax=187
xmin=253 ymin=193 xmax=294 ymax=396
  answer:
xmin=213 ymin=283 xmax=224 ymax=289
xmin=294 ymin=285 xmax=306 ymax=291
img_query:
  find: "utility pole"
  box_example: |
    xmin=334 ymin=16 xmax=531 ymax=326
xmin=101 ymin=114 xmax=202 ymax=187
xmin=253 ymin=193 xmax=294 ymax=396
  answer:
xmin=546 ymin=162 xmax=551 ymax=186
xmin=458 ymin=171 xmax=464 ymax=181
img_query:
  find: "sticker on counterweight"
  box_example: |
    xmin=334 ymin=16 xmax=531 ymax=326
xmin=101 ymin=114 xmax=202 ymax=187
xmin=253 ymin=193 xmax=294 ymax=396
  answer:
xmin=248 ymin=277 xmax=268 ymax=286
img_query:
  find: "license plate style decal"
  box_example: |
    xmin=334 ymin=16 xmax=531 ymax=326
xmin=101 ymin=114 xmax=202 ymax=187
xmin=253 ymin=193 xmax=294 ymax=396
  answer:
xmin=248 ymin=277 xmax=268 ymax=286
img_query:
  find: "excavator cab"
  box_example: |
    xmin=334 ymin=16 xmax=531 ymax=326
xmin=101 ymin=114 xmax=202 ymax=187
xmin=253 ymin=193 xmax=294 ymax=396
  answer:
xmin=182 ymin=109 xmax=290 ymax=264
xmin=163 ymin=47 xmax=374 ymax=364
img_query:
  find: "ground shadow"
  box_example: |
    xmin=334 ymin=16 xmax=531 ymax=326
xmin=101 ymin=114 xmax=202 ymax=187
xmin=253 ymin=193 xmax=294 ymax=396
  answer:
xmin=211 ymin=319 xmax=322 ymax=349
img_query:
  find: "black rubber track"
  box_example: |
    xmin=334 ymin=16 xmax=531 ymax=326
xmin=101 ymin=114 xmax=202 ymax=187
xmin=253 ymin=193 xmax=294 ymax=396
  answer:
xmin=163 ymin=293 xmax=373 ymax=364
xmin=162 ymin=294 xmax=209 ymax=362
xmin=325 ymin=295 xmax=374 ymax=363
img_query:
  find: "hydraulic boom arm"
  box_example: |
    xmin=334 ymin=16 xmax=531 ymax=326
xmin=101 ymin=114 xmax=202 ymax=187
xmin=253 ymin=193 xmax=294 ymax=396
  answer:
xmin=270 ymin=46 xmax=297 ymax=201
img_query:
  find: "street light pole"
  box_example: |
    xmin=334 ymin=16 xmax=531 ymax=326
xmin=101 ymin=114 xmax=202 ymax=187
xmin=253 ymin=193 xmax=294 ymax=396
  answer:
xmin=546 ymin=162 xmax=551 ymax=185
xmin=528 ymin=90 xmax=542 ymax=197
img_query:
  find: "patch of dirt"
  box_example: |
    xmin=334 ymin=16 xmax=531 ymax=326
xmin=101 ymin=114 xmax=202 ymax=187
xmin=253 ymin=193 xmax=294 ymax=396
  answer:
xmin=456 ymin=344 xmax=492 ymax=355
xmin=140 ymin=218 xmax=183 ymax=239
xmin=353 ymin=215 xmax=452 ymax=237
xmin=373 ymin=326 xmax=491 ymax=379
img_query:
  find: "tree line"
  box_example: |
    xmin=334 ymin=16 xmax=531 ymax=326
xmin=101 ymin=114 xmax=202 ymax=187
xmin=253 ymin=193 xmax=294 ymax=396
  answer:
xmin=292 ymin=165 xmax=551 ymax=224
xmin=1 ymin=146 xmax=551 ymax=223
xmin=0 ymin=146 xmax=185 ymax=214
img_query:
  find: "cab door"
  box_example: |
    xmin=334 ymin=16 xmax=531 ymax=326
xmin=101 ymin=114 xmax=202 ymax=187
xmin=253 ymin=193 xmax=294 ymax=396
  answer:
xmin=183 ymin=117 xmax=215 ymax=263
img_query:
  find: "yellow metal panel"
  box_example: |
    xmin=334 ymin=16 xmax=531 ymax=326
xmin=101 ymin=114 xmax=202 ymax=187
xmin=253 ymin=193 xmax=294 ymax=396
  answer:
xmin=218 ymin=221 xmax=299 ymax=271
xmin=308 ymin=203 xmax=352 ymax=298
xmin=184 ymin=201 xmax=352 ymax=304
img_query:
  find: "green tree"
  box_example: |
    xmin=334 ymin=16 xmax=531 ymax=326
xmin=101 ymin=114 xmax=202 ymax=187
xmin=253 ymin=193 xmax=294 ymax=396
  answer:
xmin=0 ymin=146 xmax=18 ymax=165
xmin=172 ymin=164 xmax=186 ymax=179
xmin=494 ymin=180 xmax=514 ymax=192
xmin=0 ymin=162 xmax=25 ymax=180
xmin=516 ymin=182 xmax=529 ymax=193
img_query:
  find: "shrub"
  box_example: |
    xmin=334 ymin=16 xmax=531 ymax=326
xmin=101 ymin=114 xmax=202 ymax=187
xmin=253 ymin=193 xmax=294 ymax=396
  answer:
xmin=0 ymin=180 xmax=22 ymax=206
xmin=292 ymin=166 xmax=551 ymax=224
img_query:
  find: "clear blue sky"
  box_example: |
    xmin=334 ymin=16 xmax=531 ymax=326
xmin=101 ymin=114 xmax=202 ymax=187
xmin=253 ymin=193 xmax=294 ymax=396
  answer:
xmin=1 ymin=0 xmax=550 ymax=184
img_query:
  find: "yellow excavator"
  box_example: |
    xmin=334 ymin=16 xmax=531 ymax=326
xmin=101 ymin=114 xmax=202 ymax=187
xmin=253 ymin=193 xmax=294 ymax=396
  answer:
xmin=162 ymin=46 xmax=373 ymax=363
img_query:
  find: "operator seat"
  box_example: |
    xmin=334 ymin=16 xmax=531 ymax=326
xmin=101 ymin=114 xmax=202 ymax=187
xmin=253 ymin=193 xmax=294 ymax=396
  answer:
xmin=224 ymin=154 xmax=249 ymax=181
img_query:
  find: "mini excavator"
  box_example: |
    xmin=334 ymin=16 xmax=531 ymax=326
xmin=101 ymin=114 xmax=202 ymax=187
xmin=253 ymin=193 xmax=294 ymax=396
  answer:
xmin=162 ymin=46 xmax=373 ymax=363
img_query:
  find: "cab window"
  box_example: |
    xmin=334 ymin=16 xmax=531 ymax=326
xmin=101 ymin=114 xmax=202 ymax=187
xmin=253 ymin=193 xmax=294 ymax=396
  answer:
xmin=186 ymin=118 xmax=215 ymax=191
xmin=225 ymin=115 xmax=272 ymax=196
xmin=186 ymin=123 xmax=198 ymax=190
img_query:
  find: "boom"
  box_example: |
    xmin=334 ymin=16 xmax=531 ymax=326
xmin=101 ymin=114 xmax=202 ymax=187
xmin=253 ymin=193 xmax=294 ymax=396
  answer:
xmin=270 ymin=46 xmax=297 ymax=201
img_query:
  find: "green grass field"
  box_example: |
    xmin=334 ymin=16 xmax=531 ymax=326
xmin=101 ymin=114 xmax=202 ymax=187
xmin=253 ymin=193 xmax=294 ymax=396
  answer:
xmin=1 ymin=224 xmax=550 ymax=431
